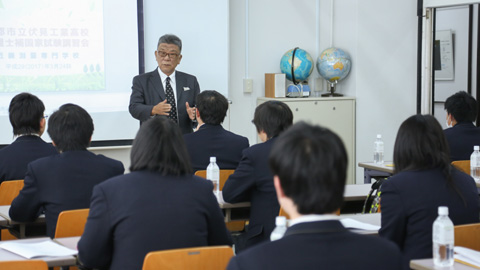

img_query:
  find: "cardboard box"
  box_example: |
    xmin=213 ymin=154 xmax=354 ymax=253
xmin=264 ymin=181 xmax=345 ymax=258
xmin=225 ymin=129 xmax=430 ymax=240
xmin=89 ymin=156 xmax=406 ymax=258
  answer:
xmin=265 ymin=73 xmax=286 ymax=98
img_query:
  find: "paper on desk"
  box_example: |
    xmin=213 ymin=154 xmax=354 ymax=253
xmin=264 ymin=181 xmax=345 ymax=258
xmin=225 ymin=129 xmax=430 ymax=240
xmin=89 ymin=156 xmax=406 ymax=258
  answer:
xmin=340 ymin=218 xmax=380 ymax=231
xmin=454 ymin=247 xmax=480 ymax=268
xmin=0 ymin=239 xmax=78 ymax=259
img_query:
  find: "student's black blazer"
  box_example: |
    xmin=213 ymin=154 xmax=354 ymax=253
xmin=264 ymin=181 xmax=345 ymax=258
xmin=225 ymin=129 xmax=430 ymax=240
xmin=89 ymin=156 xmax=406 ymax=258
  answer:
xmin=0 ymin=135 xmax=57 ymax=184
xmin=78 ymin=170 xmax=232 ymax=270
xmin=9 ymin=150 xmax=124 ymax=237
xmin=183 ymin=124 xmax=249 ymax=171
xmin=222 ymin=137 xmax=279 ymax=252
xmin=227 ymin=220 xmax=403 ymax=270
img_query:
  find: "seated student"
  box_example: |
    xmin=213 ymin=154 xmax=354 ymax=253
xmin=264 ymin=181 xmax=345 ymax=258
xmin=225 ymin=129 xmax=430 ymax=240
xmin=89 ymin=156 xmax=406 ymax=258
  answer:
xmin=0 ymin=93 xmax=57 ymax=184
xmin=223 ymin=101 xmax=293 ymax=252
xmin=444 ymin=91 xmax=480 ymax=161
xmin=78 ymin=117 xmax=232 ymax=270
xmin=183 ymin=90 xmax=249 ymax=171
xmin=9 ymin=104 xmax=124 ymax=238
xmin=379 ymin=114 xmax=479 ymax=269
xmin=227 ymin=122 xmax=402 ymax=270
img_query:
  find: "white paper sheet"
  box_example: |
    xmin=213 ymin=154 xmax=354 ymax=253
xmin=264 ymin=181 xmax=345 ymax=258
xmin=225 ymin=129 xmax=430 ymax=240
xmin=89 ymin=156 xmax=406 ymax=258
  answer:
xmin=340 ymin=218 xmax=381 ymax=231
xmin=454 ymin=246 xmax=480 ymax=267
xmin=0 ymin=240 xmax=78 ymax=259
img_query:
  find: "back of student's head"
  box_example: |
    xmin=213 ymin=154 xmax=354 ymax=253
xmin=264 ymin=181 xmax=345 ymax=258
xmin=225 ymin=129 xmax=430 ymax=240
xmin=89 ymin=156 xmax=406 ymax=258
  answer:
xmin=9 ymin=92 xmax=45 ymax=136
xmin=269 ymin=122 xmax=348 ymax=215
xmin=130 ymin=117 xmax=192 ymax=175
xmin=47 ymin=104 xmax=94 ymax=152
xmin=253 ymin=101 xmax=293 ymax=139
xmin=196 ymin=90 xmax=228 ymax=125
xmin=445 ymin=91 xmax=477 ymax=123
xmin=394 ymin=114 xmax=450 ymax=173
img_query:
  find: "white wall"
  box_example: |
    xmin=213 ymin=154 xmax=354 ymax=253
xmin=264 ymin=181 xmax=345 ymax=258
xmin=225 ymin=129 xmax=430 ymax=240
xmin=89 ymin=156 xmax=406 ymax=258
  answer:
xmin=229 ymin=0 xmax=418 ymax=183
xmin=95 ymin=0 xmax=419 ymax=183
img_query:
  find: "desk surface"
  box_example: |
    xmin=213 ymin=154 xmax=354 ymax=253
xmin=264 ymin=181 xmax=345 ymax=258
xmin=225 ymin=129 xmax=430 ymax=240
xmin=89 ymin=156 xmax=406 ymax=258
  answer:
xmin=358 ymin=162 xmax=395 ymax=174
xmin=0 ymin=205 xmax=45 ymax=226
xmin=410 ymin=258 xmax=476 ymax=270
xmin=0 ymin=237 xmax=77 ymax=267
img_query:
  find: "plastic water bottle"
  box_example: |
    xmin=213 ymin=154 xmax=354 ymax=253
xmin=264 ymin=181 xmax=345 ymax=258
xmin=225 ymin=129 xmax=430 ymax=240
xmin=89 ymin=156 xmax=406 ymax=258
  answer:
xmin=206 ymin=157 xmax=220 ymax=197
xmin=470 ymin=146 xmax=480 ymax=182
xmin=373 ymin=134 xmax=384 ymax=165
xmin=432 ymin=206 xmax=454 ymax=267
xmin=270 ymin=216 xmax=287 ymax=241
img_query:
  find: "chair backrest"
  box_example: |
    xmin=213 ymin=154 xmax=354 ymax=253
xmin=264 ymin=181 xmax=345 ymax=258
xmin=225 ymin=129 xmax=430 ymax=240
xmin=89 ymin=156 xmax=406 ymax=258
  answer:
xmin=0 ymin=260 xmax=48 ymax=270
xmin=0 ymin=180 xmax=24 ymax=205
xmin=194 ymin=170 xmax=235 ymax=190
xmin=454 ymin=223 xmax=480 ymax=251
xmin=142 ymin=246 xmax=233 ymax=270
xmin=452 ymin=160 xmax=470 ymax=175
xmin=54 ymin=208 xmax=90 ymax=238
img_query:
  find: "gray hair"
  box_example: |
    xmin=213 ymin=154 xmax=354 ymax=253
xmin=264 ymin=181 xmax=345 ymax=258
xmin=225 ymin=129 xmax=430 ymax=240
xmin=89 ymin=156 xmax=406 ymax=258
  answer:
xmin=157 ymin=34 xmax=182 ymax=52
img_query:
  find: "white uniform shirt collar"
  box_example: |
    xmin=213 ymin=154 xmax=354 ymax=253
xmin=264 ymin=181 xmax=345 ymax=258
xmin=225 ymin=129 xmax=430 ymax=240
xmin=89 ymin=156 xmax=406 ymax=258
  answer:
xmin=289 ymin=214 xmax=339 ymax=227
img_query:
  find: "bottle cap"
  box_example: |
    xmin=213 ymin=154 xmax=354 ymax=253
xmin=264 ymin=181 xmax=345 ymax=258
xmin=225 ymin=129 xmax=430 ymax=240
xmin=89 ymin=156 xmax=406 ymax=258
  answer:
xmin=275 ymin=216 xmax=287 ymax=226
xmin=377 ymin=134 xmax=382 ymax=139
xmin=475 ymin=146 xmax=479 ymax=151
xmin=210 ymin=157 xmax=216 ymax=162
xmin=438 ymin=206 xmax=448 ymax=215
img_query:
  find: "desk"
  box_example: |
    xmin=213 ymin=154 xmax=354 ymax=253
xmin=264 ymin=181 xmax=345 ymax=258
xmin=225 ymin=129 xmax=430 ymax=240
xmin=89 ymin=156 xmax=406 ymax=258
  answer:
xmin=344 ymin=184 xmax=371 ymax=201
xmin=358 ymin=162 xmax=394 ymax=184
xmin=0 ymin=237 xmax=76 ymax=267
xmin=340 ymin=213 xmax=381 ymax=235
xmin=217 ymin=192 xmax=250 ymax=223
xmin=410 ymin=258 xmax=475 ymax=270
xmin=0 ymin=205 xmax=45 ymax=238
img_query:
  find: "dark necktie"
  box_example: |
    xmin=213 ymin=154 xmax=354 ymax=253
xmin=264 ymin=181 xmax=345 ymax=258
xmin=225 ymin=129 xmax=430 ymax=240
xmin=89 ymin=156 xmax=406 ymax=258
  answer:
xmin=165 ymin=77 xmax=178 ymax=122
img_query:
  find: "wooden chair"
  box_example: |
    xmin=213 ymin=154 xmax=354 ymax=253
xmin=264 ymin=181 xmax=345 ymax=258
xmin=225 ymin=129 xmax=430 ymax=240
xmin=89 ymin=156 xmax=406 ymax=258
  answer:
xmin=0 ymin=179 xmax=24 ymax=241
xmin=0 ymin=179 xmax=24 ymax=205
xmin=54 ymin=208 xmax=90 ymax=238
xmin=452 ymin=160 xmax=470 ymax=174
xmin=0 ymin=260 xmax=48 ymax=270
xmin=142 ymin=246 xmax=233 ymax=270
xmin=454 ymin=223 xmax=480 ymax=251
xmin=195 ymin=170 xmax=245 ymax=232
xmin=194 ymin=170 xmax=235 ymax=190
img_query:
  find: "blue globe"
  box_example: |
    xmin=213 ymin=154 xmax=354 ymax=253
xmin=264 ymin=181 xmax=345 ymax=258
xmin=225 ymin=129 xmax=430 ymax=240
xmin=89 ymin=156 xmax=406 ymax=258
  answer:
xmin=280 ymin=48 xmax=313 ymax=84
xmin=316 ymin=47 xmax=351 ymax=83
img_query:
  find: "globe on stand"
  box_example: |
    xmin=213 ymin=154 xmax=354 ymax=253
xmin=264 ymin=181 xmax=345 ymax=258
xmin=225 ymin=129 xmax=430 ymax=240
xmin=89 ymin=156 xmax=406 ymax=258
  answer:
xmin=316 ymin=47 xmax=352 ymax=97
xmin=280 ymin=47 xmax=314 ymax=97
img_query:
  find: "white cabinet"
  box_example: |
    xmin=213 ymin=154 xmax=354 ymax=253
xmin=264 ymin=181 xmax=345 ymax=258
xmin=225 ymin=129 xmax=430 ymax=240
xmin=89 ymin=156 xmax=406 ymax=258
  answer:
xmin=257 ymin=97 xmax=356 ymax=184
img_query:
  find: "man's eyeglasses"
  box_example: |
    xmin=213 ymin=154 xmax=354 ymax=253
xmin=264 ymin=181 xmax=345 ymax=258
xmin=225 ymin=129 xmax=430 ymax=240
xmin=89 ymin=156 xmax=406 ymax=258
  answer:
xmin=158 ymin=51 xmax=179 ymax=59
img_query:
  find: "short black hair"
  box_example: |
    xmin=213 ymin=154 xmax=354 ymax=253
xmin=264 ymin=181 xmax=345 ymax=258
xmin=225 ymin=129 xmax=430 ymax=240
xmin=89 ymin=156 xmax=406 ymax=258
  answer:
xmin=253 ymin=101 xmax=293 ymax=139
xmin=394 ymin=114 xmax=451 ymax=174
xmin=269 ymin=122 xmax=348 ymax=214
xmin=9 ymin=92 xmax=45 ymax=135
xmin=196 ymin=90 xmax=228 ymax=125
xmin=445 ymin=91 xmax=477 ymax=123
xmin=47 ymin=104 xmax=94 ymax=152
xmin=130 ymin=117 xmax=192 ymax=175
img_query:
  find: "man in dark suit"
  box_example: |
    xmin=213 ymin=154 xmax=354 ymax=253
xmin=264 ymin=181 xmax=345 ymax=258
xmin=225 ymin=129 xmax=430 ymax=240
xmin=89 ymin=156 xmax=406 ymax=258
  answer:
xmin=444 ymin=91 xmax=480 ymax=161
xmin=183 ymin=90 xmax=249 ymax=171
xmin=227 ymin=122 xmax=402 ymax=270
xmin=0 ymin=93 xmax=57 ymax=184
xmin=222 ymin=101 xmax=293 ymax=252
xmin=129 ymin=34 xmax=200 ymax=134
xmin=10 ymin=104 xmax=124 ymax=238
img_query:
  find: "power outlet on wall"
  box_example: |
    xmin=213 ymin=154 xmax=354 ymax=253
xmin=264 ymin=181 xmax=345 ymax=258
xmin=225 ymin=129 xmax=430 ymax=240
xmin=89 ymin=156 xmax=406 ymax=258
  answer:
xmin=243 ymin=78 xmax=253 ymax=93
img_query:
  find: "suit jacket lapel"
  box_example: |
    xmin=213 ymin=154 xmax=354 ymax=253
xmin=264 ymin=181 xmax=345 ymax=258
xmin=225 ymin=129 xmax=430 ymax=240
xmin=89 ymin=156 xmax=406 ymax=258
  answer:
xmin=151 ymin=69 xmax=166 ymax=100
xmin=175 ymin=71 xmax=184 ymax=103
